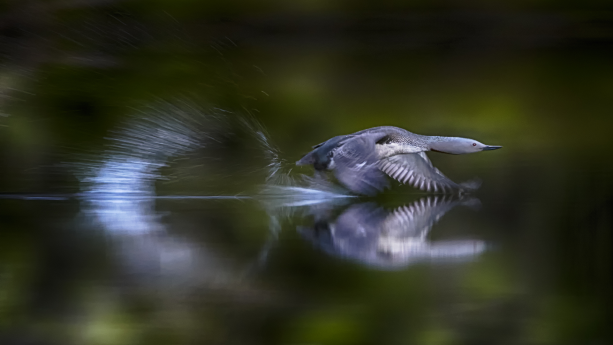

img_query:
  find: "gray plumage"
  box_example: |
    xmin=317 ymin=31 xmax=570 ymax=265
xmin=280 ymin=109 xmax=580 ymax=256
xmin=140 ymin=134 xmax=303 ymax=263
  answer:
xmin=297 ymin=126 xmax=501 ymax=195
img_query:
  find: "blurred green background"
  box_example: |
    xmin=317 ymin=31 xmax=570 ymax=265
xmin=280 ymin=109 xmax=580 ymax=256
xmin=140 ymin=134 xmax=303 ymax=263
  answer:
xmin=1 ymin=1 xmax=612 ymax=344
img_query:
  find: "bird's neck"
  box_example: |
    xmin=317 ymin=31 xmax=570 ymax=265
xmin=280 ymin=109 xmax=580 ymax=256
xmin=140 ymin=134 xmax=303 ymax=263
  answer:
xmin=427 ymin=136 xmax=463 ymax=155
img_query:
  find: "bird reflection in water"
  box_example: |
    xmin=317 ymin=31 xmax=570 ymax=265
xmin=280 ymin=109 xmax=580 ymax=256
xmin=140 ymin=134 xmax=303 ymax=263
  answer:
xmin=296 ymin=196 xmax=486 ymax=269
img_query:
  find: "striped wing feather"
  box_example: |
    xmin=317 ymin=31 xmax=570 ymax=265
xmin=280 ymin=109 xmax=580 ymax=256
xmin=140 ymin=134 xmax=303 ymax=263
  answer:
xmin=379 ymin=152 xmax=462 ymax=192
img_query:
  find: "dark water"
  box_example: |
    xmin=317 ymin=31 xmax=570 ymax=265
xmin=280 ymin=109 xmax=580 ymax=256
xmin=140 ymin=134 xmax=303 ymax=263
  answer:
xmin=1 ymin=3 xmax=612 ymax=345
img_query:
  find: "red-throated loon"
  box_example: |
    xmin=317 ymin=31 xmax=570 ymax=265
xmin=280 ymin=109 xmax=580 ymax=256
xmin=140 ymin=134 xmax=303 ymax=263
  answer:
xmin=296 ymin=126 xmax=502 ymax=195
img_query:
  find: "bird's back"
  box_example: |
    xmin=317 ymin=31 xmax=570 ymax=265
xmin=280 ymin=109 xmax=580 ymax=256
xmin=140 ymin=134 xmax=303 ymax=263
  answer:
xmin=296 ymin=134 xmax=351 ymax=170
xmin=296 ymin=126 xmax=424 ymax=170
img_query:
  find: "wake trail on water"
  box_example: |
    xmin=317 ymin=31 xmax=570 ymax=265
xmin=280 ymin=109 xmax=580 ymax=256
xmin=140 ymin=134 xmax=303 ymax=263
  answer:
xmin=70 ymin=98 xmax=351 ymax=205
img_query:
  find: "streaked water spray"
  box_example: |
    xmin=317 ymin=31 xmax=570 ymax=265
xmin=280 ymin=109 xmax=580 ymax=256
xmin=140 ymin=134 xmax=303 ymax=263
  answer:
xmin=239 ymin=115 xmax=293 ymax=185
xmin=241 ymin=114 xmax=354 ymax=207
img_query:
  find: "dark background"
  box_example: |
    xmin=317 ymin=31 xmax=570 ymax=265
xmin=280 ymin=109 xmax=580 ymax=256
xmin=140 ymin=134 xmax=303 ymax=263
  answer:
xmin=1 ymin=1 xmax=612 ymax=344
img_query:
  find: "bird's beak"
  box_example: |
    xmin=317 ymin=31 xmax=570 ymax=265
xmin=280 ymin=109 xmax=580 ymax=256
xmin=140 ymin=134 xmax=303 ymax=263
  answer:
xmin=482 ymin=145 xmax=502 ymax=151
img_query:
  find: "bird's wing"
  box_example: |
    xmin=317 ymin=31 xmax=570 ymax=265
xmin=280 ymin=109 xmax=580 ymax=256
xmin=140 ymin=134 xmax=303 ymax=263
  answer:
xmin=298 ymin=135 xmax=349 ymax=166
xmin=379 ymin=152 xmax=463 ymax=192
xmin=333 ymin=135 xmax=390 ymax=196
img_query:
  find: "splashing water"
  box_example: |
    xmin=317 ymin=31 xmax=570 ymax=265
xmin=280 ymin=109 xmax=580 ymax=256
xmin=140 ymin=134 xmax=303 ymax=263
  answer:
xmin=240 ymin=114 xmax=354 ymax=207
xmin=238 ymin=115 xmax=293 ymax=185
xmin=75 ymin=99 xmax=350 ymax=235
xmin=237 ymin=111 xmax=356 ymax=203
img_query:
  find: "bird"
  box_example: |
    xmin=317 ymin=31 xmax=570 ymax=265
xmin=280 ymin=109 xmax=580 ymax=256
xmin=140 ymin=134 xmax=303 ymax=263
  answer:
xmin=296 ymin=126 xmax=502 ymax=195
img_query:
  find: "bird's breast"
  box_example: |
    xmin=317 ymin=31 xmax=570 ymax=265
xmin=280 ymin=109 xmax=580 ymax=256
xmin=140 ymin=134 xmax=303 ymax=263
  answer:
xmin=375 ymin=143 xmax=423 ymax=158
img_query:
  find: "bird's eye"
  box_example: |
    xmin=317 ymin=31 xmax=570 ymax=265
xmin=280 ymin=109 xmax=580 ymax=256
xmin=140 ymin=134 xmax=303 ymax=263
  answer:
xmin=472 ymin=143 xmax=477 ymax=146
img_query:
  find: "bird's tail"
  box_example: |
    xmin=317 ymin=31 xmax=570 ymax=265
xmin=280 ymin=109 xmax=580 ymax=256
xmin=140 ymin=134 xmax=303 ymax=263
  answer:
xmin=459 ymin=178 xmax=482 ymax=191
xmin=296 ymin=150 xmax=316 ymax=166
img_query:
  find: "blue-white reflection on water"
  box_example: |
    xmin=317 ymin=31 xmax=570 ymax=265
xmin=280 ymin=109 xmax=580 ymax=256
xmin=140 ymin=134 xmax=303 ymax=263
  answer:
xmin=80 ymin=159 xmax=165 ymax=235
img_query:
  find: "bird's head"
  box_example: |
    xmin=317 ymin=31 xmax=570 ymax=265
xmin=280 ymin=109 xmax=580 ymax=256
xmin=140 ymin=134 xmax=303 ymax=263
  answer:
xmin=430 ymin=137 xmax=502 ymax=155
